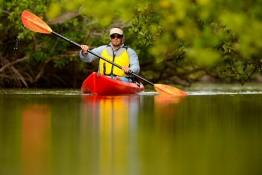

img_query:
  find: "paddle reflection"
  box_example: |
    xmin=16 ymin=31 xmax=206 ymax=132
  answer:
xmin=21 ymin=104 xmax=51 ymax=175
xmin=154 ymin=94 xmax=184 ymax=106
xmin=80 ymin=95 xmax=141 ymax=175
xmin=153 ymin=95 xmax=186 ymax=132
xmin=154 ymin=94 xmax=185 ymax=115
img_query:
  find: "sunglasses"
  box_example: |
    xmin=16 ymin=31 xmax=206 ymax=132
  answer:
xmin=110 ymin=34 xmax=123 ymax=39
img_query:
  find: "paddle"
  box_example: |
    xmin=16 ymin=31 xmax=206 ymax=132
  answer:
xmin=21 ymin=10 xmax=187 ymax=96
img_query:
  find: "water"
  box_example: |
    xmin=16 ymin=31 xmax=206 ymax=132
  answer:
xmin=0 ymin=84 xmax=262 ymax=175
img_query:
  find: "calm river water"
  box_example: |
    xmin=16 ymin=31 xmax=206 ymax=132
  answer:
xmin=0 ymin=84 xmax=262 ymax=175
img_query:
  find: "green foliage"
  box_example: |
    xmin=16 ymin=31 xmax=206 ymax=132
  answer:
xmin=187 ymin=48 xmax=220 ymax=67
xmin=0 ymin=0 xmax=90 ymax=87
xmin=126 ymin=4 xmax=161 ymax=63
xmin=3 ymin=0 xmax=47 ymax=39
xmin=1 ymin=0 xmax=262 ymax=87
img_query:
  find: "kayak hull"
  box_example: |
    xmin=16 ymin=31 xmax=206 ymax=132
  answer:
xmin=81 ymin=72 xmax=144 ymax=95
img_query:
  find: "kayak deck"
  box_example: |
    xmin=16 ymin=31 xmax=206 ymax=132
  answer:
xmin=81 ymin=72 xmax=144 ymax=95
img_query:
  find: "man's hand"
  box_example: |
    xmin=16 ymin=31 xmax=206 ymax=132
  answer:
xmin=122 ymin=66 xmax=131 ymax=74
xmin=80 ymin=45 xmax=89 ymax=54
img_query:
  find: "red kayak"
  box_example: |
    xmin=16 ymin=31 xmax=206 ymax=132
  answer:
xmin=81 ymin=72 xmax=144 ymax=95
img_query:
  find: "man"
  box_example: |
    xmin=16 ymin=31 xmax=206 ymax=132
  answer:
xmin=80 ymin=27 xmax=140 ymax=82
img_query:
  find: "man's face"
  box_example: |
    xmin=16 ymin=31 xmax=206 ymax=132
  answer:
xmin=110 ymin=34 xmax=123 ymax=47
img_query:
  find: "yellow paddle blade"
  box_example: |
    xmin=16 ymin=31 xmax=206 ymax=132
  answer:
xmin=21 ymin=10 xmax=52 ymax=34
xmin=154 ymin=84 xmax=188 ymax=96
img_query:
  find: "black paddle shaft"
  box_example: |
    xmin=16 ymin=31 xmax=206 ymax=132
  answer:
xmin=52 ymin=31 xmax=154 ymax=86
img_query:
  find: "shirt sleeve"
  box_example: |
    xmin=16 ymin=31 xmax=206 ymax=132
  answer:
xmin=127 ymin=48 xmax=140 ymax=74
xmin=79 ymin=45 xmax=106 ymax=63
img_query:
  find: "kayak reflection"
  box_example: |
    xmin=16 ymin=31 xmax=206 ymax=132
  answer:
xmin=81 ymin=95 xmax=141 ymax=122
xmin=80 ymin=95 xmax=141 ymax=174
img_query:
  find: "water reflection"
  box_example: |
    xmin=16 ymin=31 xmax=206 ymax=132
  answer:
xmin=22 ymin=104 xmax=51 ymax=175
xmin=0 ymin=90 xmax=261 ymax=175
xmin=80 ymin=95 xmax=141 ymax=175
xmin=154 ymin=95 xmax=184 ymax=105
xmin=79 ymin=94 xmax=185 ymax=175
xmin=154 ymin=95 xmax=185 ymax=130
xmin=81 ymin=95 xmax=141 ymax=131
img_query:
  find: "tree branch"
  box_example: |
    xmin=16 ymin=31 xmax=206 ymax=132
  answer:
xmin=48 ymin=11 xmax=80 ymax=25
xmin=10 ymin=66 xmax=28 ymax=87
xmin=0 ymin=56 xmax=29 ymax=72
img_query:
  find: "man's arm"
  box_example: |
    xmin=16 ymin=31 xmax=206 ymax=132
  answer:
xmin=79 ymin=45 xmax=106 ymax=63
xmin=127 ymin=48 xmax=140 ymax=74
